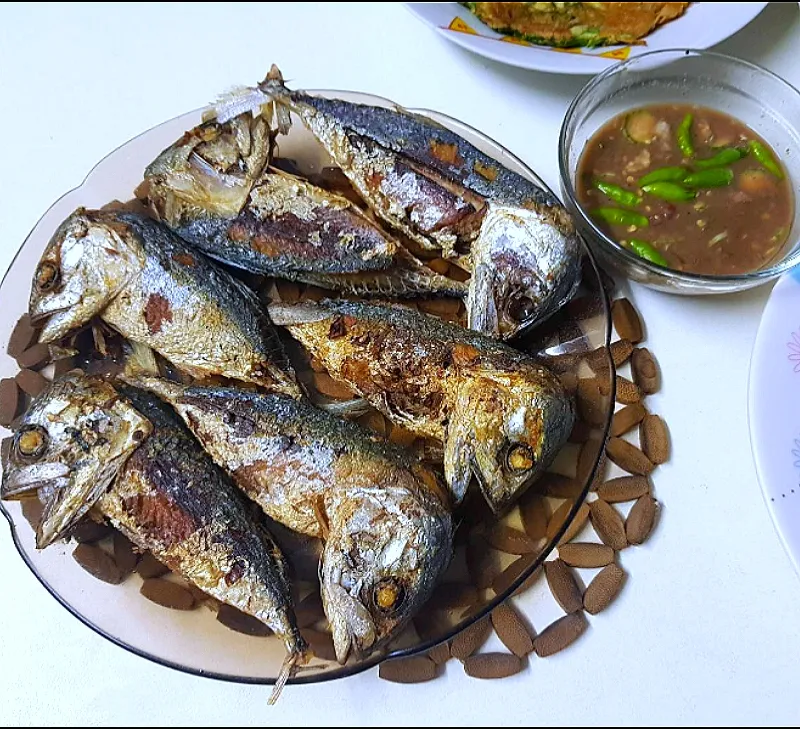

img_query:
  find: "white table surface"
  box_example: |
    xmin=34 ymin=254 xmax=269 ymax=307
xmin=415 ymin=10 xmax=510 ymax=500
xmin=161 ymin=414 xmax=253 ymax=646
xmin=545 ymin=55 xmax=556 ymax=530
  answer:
xmin=2 ymin=3 xmax=799 ymax=726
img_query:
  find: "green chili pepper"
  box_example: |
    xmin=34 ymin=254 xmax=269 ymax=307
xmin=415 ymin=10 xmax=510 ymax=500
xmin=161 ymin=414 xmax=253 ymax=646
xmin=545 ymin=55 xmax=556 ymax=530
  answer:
xmin=683 ymin=168 xmax=734 ymax=188
xmin=627 ymin=239 xmax=669 ymax=267
xmin=748 ymin=140 xmax=785 ymax=179
xmin=593 ymin=179 xmax=642 ymax=208
xmin=641 ymin=182 xmax=696 ymax=202
xmin=677 ymin=113 xmax=695 ymax=158
xmin=591 ymin=207 xmax=649 ymax=228
xmin=693 ymin=147 xmax=746 ymax=169
xmin=638 ymin=166 xmax=688 ymax=186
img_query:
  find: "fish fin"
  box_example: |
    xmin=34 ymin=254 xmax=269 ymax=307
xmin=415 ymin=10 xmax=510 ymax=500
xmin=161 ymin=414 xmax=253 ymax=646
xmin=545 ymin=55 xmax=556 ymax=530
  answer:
xmin=316 ymin=398 xmax=371 ymax=419
xmin=291 ymin=268 xmax=466 ymax=298
xmin=443 ymin=428 xmax=473 ymax=506
xmin=465 ymin=262 xmax=500 ymax=338
xmin=212 ymin=86 xmax=269 ymax=124
xmin=269 ymin=651 xmax=300 ymax=705
xmin=122 ymin=341 xmax=160 ymax=379
xmin=267 ymin=301 xmax=329 ymax=326
xmin=312 ymin=497 xmax=330 ymax=541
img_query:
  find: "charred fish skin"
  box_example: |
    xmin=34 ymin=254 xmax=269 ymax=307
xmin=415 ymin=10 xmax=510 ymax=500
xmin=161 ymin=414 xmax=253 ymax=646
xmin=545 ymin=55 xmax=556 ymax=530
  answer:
xmin=28 ymin=208 xmax=300 ymax=396
xmin=100 ymin=386 xmax=305 ymax=657
xmin=269 ymin=300 xmax=575 ymax=512
xmin=253 ymin=69 xmax=582 ymax=339
xmin=130 ymin=377 xmax=453 ymax=663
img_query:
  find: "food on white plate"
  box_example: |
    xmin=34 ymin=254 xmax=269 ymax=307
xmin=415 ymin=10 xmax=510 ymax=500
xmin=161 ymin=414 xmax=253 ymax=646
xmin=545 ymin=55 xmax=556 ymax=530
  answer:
xmin=462 ymin=2 xmax=690 ymax=48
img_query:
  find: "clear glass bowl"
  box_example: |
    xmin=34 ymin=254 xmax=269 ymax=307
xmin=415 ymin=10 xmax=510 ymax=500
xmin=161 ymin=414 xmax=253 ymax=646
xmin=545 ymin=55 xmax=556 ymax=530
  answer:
xmin=559 ymin=49 xmax=800 ymax=293
xmin=0 ymin=93 xmax=614 ymax=685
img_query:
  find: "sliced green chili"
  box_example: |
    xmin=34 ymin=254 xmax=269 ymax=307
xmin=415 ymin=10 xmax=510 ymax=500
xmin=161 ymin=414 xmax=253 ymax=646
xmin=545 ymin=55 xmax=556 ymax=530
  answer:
xmin=693 ymin=147 xmax=746 ymax=169
xmin=591 ymin=207 xmax=649 ymax=227
xmin=626 ymin=238 xmax=669 ymax=267
xmin=677 ymin=113 xmax=695 ymax=158
xmin=641 ymin=182 xmax=696 ymax=202
xmin=638 ymin=166 xmax=688 ymax=186
xmin=683 ymin=168 xmax=734 ymax=188
xmin=593 ymin=179 xmax=642 ymax=208
xmin=748 ymin=140 xmax=784 ymax=179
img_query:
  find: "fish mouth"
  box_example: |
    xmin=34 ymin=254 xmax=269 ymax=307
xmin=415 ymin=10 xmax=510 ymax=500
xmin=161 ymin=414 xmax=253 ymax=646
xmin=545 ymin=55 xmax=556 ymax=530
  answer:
xmin=325 ymin=583 xmax=377 ymax=664
xmin=0 ymin=462 xmax=71 ymax=501
xmin=32 ymin=308 xmax=77 ymax=344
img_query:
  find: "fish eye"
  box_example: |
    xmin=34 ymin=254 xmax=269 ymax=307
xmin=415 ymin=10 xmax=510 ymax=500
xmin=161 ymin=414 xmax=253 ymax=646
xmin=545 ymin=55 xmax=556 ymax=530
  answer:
xmin=506 ymin=443 xmax=535 ymax=473
xmin=507 ymin=295 xmax=535 ymax=322
xmin=372 ymin=577 xmax=406 ymax=614
xmin=14 ymin=425 xmax=49 ymax=461
xmin=35 ymin=262 xmax=60 ymax=292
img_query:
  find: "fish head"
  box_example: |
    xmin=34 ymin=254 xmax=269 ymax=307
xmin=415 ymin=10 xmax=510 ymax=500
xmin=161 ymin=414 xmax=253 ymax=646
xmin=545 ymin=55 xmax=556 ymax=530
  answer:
xmin=143 ymin=113 xmax=272 ymax=226
xmin=467 ymin=203 xmax=582 ymax=340
xmin=445 ymin=370 xmax=574 ymax=512
xmin=320 ymin=486 xmax=452 ymax=663
xmin=0 ymin=373 xmax=151 ymax=548
xmin=29 ymin=209 xmax=144 ymax=342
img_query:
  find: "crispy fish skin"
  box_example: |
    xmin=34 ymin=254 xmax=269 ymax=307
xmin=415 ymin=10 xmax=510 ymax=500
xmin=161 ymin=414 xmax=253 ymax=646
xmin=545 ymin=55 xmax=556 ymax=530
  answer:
xmin=0 ymin=374 xmax=151 ymax=547
xmin=100 ymin=387 xmax=305 ymax=659
xmin=128 ymin=377 xmax=453 ymax=663
xmin=28 ymin=209 xmax=299 ymax=396
xmin=0 ymin=374 xmax=307 ymax=673
xmin=269 ymin=300 xmax=574 ymax=512
xmin=144 ymin=112 xmax=273 ymax=225
xmin=156 ymin=170 xmax=398 ymax=276
xmin=144 ymin=114 xmax=465 ymax=298
xmin=249 ymin=70 xmax=581 ymax=339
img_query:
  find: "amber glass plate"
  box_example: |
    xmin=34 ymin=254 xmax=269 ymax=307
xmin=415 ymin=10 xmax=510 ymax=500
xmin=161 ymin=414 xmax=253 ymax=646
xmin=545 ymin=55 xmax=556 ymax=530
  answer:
xmin=0 ymin=91 xmax=614 ymax=685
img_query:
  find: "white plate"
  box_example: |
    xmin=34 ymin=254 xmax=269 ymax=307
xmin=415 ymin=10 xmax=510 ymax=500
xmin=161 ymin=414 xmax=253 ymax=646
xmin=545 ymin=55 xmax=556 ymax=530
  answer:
xmin=406 ymin=2 xmax=768 ymax=75
xmin=749 ymin=270 xmax=800 ymax=575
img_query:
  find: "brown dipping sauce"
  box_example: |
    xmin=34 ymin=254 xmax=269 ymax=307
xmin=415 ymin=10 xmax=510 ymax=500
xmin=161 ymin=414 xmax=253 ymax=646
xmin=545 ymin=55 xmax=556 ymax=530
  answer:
xmin=577 ymin=104 xmax=793 ymax=275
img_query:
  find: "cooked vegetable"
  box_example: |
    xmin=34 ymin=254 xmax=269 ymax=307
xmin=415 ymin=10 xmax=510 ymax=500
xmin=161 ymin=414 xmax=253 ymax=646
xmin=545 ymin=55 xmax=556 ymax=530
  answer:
xmin=638 ymin=166 xmax=688 ymax=186
xmin=676 ymin=113 xmax=695 ymax=158
xmin=593 ymin=179 xmax=641 ymax=208
xmin=693 ymin=147 xmax=746 ymax=169
xmin=591 ymin=208 xmax=649 ymax=228
xmin=683 ymin=168 xmax=734 ymax=188
xmin=625 ymin=110 xmax=658 ymax=144
xmin=641 ymin=182 xmax=695 ymax=202
xmin=626 ymin=239 xmax=668 ymax=267
xmin=739 ymin=169 xmax=776 ymax=195
xmin=749 ymin=140 xmax=785 ymax=179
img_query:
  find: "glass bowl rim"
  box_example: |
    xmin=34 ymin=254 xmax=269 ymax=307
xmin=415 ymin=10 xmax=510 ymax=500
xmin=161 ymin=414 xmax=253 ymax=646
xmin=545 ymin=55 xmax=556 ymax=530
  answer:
xmin=558 ymin=48 xmax=800 ymax=286
xmin=0 ymin=92 xmax=614 ymax=685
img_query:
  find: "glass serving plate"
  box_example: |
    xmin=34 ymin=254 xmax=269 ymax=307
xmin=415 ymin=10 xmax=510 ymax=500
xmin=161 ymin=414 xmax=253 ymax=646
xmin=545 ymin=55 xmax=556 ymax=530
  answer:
xmin=0 ymin=91 xmax=614 ymax=686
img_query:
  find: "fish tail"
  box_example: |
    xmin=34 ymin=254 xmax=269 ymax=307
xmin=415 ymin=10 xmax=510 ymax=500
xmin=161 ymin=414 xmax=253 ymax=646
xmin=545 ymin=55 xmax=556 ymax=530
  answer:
xmin=268 ymin=645 xmax=311 ymax=705
xmin=122 ymin=341 xmax=160 ymax=379
xmin=258 ymin=65 xmax=292 ymax=135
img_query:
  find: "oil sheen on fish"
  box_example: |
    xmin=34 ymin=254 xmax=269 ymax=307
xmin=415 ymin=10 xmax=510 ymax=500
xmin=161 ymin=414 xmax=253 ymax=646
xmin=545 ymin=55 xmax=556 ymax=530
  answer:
xmin=269 ymin=300 xmax=574 ymax=512
xmin=129 ymin=376 xmax=453 ymax=664
xmin=144 ymin=114 xmax=465 ymax=298
xmin=0 ymin=374 xmax=306 ymax=692
xmin=219 ymin=67 xmax=582 ymax=339
xmin=28 ymin=208 xmax=299 ymax=396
